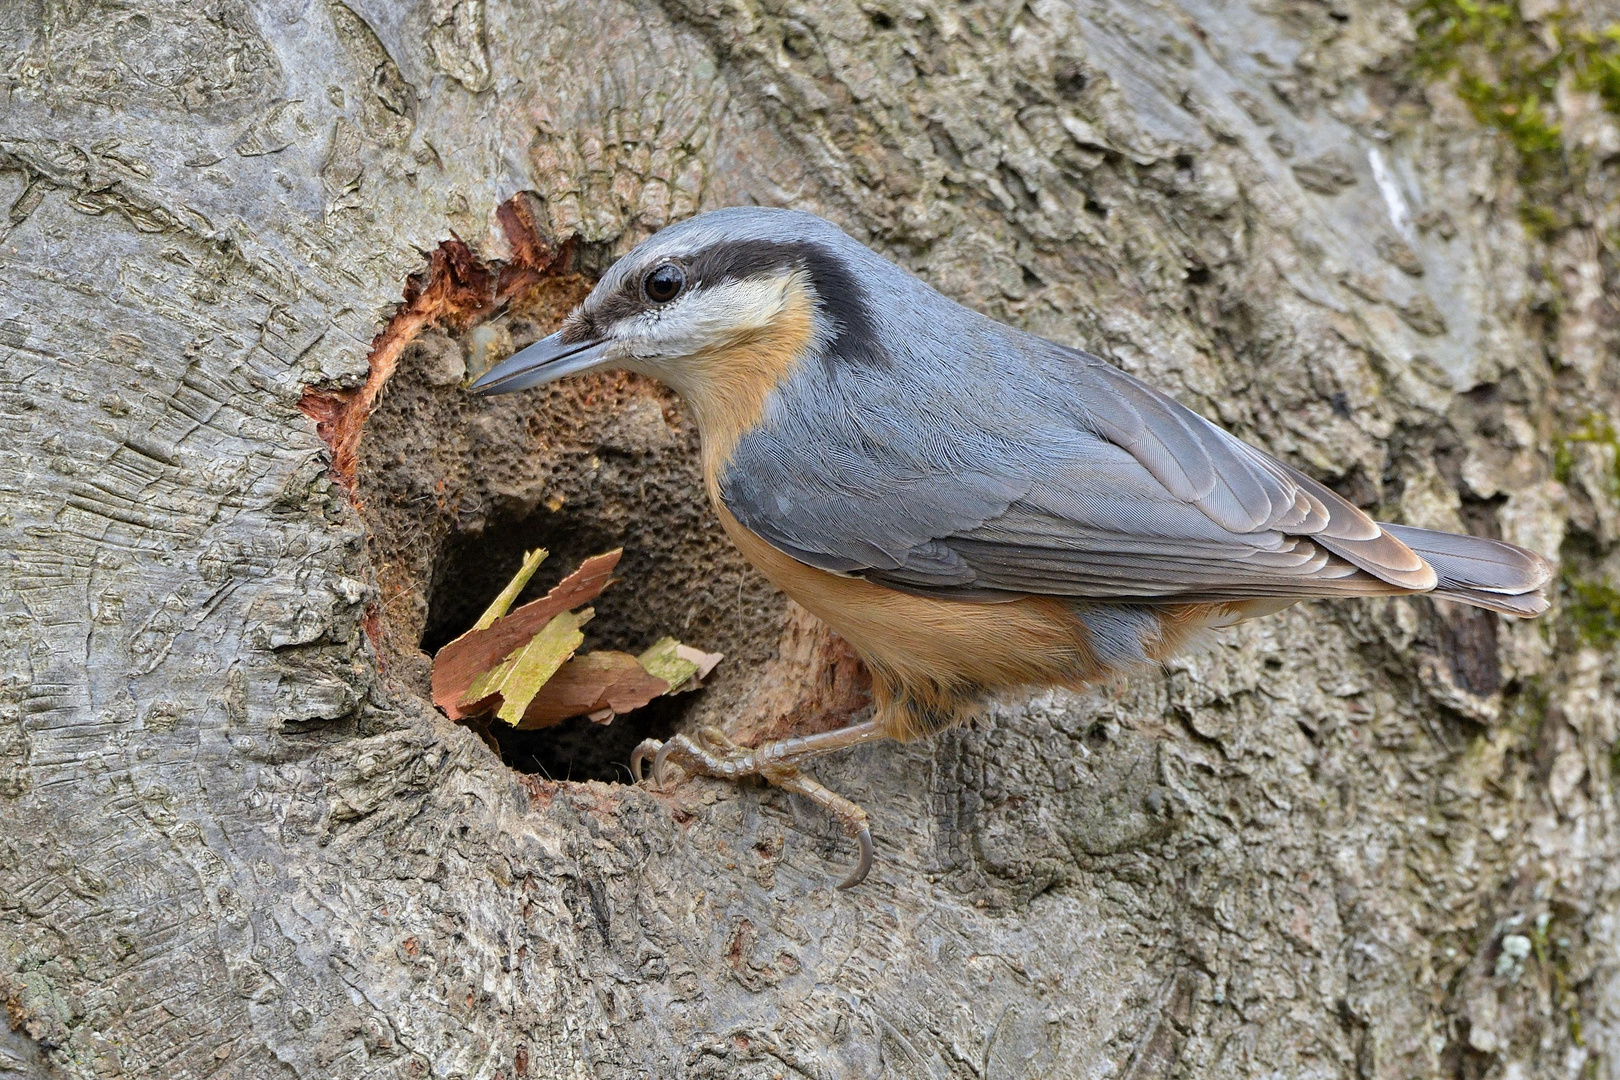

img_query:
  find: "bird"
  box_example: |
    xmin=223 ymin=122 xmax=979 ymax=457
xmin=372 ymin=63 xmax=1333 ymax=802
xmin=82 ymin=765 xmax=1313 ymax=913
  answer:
xmin=469 ymin=206 xmax=1554 ymax=889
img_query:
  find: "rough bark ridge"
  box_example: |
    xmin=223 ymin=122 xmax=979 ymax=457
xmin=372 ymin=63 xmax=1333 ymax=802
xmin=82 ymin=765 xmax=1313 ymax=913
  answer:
xmin=2 ymin=1 xmax=1619 ymax=1077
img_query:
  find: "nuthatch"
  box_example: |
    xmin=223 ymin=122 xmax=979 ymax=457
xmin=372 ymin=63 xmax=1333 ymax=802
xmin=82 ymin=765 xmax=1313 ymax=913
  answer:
xmin=471 ymin=207 xmax=1553 ymax=888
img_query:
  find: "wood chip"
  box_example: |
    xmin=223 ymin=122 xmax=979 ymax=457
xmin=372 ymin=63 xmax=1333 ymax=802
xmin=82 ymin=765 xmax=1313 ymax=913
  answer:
xmin=431 ymin=548 xmax=725 ymax=730
xmin=490 ymin=607 xmax=592 ymax=725
xmin=431 ymin=550 xmax=620 ymax=719
xmin=638 ymin=637 xmax=725 ymax=692
xmin=515 ymin=651 xmax=672 ymax=730
xmin=473 ymin=547 xmax=548 ymax=630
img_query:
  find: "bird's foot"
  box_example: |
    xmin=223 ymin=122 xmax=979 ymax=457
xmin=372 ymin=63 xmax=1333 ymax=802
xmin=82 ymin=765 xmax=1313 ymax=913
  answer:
xmin=630 ymin=723 xmax=879 ymax=889
xmin=629 ymin=725 xmax=760 ymax=786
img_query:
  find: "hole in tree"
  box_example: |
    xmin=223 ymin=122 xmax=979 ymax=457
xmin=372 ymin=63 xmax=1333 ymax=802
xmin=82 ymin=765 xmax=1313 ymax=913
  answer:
xmin=1055 ymin=61 xmax=1088 ymax=98
xmin=349 ymin=225 xmax=791 ymax=785
xmin=415 ymin=502 xmax=702 ymax=783
xmin=782 ymin=29 xmax=815 ymax=60
xmin=419 ymin=502 xmax=673 ymax=657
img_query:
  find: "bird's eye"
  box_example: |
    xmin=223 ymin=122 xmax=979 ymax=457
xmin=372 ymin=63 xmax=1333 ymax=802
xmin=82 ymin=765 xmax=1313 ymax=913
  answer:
xmin=643 ymin=263 xmax=686 ymax=304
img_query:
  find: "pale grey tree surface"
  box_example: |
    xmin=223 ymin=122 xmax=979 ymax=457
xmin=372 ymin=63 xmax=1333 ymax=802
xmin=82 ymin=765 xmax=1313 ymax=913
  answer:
xmin=2 ymin=1 xmax=1618 ymax=1077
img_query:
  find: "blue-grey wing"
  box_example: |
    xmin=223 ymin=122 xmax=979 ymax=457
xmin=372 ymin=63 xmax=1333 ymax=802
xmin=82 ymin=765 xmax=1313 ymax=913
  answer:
xmin=718 ymin=341 xmax=1433 ymax=602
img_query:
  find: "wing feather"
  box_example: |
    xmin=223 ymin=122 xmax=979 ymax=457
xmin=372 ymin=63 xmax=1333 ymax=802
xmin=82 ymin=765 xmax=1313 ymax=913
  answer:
xmin=719 ymin=336 xmax=1436 ymax=603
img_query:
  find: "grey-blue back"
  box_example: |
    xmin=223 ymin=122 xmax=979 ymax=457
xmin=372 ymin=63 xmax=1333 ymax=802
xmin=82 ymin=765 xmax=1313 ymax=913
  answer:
xmin=709 ymin=208 xmax=1420 ymax=603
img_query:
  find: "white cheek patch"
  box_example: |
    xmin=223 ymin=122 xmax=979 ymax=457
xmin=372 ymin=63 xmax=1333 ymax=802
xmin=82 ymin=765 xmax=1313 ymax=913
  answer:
xmin=615 ymin=274 xmax=807 ymax=360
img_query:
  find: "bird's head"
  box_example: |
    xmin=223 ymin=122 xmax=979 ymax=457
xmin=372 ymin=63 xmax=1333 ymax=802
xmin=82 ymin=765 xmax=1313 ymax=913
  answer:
xmin=469 ymin=208 xmax=884 ymax=419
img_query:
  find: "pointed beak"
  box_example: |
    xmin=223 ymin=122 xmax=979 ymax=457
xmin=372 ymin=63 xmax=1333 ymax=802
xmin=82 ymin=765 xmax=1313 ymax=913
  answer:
xmin=467 ymin=331 xmax=611 ymax=396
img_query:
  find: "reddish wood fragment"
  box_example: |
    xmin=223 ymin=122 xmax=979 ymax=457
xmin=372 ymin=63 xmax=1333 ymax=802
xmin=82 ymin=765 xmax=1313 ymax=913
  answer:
xmin=359 ymin=604 xmax=385 ymax=667
xmin=431 ymin=550 xmax=622 ymax=720
xmin=494 ymin=194 xmax=557 ymax=299
xmin=513 ymin=652 xmax=672 ymax=730
xmin=298 ymin=192 xmax=575 ymax=492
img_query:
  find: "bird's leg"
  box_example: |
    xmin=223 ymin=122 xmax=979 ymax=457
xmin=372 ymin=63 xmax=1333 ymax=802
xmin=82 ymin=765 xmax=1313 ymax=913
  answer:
xmin=630 ymin=719 xmax=884 ymax=888
xmin=767 ymin=767 xmax=873 ymax=889
xmin=631 ymin=719 xmax=882 ymax=783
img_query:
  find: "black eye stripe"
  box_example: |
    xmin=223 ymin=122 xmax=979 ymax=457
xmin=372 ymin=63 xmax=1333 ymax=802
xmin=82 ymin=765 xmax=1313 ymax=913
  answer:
xmin=579 ymin=238 xmax=885 ymax=370
xmin=589 ymin=289 xmax=643 ymax=331
xmin=684 ymin=240 xmax=884 ymax=369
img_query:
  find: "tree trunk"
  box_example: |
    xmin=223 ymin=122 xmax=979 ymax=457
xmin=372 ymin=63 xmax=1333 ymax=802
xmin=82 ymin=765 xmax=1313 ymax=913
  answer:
xmin=3 ymin=1 xmax=1618 ymax=1077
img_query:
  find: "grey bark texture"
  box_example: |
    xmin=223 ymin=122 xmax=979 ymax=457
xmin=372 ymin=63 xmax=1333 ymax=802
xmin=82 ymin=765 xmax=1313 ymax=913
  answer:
xmin=2 ymin=0 xmax=1619 ymax=1078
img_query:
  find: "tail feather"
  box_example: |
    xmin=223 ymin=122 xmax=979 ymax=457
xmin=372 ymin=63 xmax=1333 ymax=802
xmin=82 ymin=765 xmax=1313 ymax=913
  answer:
xmin=1381 ymin=523 xmax=1553 ymax=616
xmin=1427 ymin=586 xmax=1548 ymax=617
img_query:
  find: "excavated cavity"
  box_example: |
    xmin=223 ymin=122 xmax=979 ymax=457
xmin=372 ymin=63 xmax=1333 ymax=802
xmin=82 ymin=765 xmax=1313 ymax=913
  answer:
xmin=352 ymin=271 xmax=792 ymax=782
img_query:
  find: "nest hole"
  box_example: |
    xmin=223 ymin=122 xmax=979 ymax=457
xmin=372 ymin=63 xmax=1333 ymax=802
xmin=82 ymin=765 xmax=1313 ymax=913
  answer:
xmin=351 ymin=260 xmax=790 ymax=784
xmin=419 ymin=499 xmax=703 ymax=782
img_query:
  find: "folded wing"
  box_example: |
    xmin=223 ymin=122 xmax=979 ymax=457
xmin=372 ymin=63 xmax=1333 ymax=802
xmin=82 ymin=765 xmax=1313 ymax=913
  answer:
xmin=719 ymin=340 xmax=1558 ymax=610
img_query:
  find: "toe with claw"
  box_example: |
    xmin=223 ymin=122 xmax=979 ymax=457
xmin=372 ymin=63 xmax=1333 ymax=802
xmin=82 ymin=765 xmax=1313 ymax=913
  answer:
xmin=629 ymin=737 xmax=663 ymax=785
xmin=626 ymin=721 xmax=883 ymax=889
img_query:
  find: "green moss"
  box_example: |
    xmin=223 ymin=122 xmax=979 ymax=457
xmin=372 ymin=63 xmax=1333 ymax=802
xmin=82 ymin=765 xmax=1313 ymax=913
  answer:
xmin=1553 ymin=412 xmax=1620 ymax=495
xmin=1527 ymin=912 xmax=1588 ymax=1049
xmin=1562 ymin=572 xmax=1620 ymax=646
xmin=1413 ymin=3 xmax=1564 ymax=170
xmin=1554 ymin=440 xmax=1577 ymax=484
xmin=1572 ymin=25 xmax=1620 ymax=111
xmin=1453 ymin=69 xmax=1563 ymax=167
xmin=1412 ymin=3 xmax=1620 ymax=235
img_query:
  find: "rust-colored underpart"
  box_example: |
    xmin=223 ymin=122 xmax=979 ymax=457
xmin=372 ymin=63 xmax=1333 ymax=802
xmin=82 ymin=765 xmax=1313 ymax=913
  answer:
xmin=298 ymin=194 xmax=577 ymax=492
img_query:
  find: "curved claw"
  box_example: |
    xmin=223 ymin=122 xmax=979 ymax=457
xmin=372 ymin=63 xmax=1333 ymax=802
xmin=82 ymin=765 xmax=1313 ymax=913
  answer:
xmin=651 ymin=739 xmax=681 ymax=788
xmin=630 ymin=738 xmax=663 ymax=784
xmin=837 ymin=825 xmax=874 ymax=890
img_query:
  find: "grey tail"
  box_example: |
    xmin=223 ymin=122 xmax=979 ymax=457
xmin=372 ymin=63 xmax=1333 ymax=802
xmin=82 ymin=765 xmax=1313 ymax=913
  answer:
xmin=1380 ymin=524 xmax=1554 ymax=617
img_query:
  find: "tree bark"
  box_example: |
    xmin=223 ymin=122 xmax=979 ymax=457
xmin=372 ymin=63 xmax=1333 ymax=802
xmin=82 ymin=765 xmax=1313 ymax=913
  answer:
xmin=3 ymin=1 xmax=1619 ymax=1078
